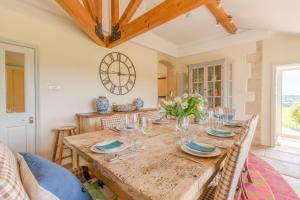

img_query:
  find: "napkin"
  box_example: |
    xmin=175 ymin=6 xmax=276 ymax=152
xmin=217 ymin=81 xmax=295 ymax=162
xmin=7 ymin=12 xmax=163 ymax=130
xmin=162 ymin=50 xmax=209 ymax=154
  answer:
xmin=95 ymin=140 xmax=123 ymax=151
xmin=225 ymin=121 xmax=243 ymax=126
xmin=186 ymin=141 xmax=216 ymax=152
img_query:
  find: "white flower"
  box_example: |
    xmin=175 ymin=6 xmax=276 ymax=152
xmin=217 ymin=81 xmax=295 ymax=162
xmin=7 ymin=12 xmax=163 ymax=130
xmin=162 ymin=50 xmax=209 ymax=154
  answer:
xmin=174 ymin=97 xmax=182 ymax=103
xmin=181 ymin=102 xmax=188 ymax=109
xmin=162 ymin=99 xmax=168 ymax=105
xmin=166 ymin=100 xmax=173 ymax=106
xmin=182 ymin=93 xmax=188 ymax=99
xmin=197 ymin=104 xmax=202 ymax=111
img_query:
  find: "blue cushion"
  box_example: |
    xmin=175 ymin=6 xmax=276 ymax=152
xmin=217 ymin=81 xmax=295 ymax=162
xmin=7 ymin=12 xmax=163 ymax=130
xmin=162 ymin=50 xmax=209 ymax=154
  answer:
xmin=20 ymin=153 xmax=91 ymax=200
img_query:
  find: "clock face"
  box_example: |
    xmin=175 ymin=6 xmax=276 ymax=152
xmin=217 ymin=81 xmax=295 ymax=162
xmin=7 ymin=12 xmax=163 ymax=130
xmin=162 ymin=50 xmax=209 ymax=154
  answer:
xmin=99 ymin=52 xmax=136 ymax=95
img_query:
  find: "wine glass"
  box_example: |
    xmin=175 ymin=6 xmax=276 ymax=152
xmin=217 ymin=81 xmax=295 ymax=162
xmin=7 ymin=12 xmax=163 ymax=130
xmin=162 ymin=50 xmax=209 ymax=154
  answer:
xmin=140 ymin=116 xmax=148 ymax=133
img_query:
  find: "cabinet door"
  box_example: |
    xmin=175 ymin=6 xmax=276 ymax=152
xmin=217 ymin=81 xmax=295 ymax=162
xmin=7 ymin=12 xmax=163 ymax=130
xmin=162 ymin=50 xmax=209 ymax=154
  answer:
xmin=206 ymin=64 xmax=222 ymax=108
xmin=190 ymin=67 xmax=204 ymax=95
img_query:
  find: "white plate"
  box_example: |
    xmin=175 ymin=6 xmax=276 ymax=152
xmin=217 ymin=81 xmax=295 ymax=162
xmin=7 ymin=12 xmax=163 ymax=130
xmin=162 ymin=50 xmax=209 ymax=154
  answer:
xmin=181 ymin=145 xmax=221 ymax=158
xmin=152 ymin=119 xmax=169 ymax=125
xmin=206 ymin=129 xmax=235 ymax=138
xmin=223 ymin=121 xmax=243 ymax=127
xmin=91 ymin=140 xmax=129 ymax=154
xmin=184 ymin=142 xmax=216 ymax=154
xmin=122 ymin=127 xmax=137 ymax=132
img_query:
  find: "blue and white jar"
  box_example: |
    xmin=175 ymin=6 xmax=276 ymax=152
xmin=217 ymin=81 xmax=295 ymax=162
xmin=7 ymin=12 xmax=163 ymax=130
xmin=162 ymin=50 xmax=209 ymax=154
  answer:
xmin=96 ymin=96 xmax=109 ymax=113
xmin=134 ymin=97 xmax=144 ymax=110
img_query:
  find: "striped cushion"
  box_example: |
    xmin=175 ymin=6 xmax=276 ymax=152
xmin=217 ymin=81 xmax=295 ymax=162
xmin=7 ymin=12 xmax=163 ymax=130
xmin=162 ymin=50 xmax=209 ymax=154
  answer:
xmin=240 ymin=168 xmax=275 ymax=200
xmin=0 ymin=143 xmax=29 ymax=200
xmin=101 ymin=115 xmax=124 ymax=129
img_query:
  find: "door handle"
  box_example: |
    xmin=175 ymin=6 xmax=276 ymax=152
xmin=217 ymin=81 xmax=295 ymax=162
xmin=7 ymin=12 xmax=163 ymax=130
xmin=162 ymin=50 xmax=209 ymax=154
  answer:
xmin=28 ymin=117 xmax=34 ymax=124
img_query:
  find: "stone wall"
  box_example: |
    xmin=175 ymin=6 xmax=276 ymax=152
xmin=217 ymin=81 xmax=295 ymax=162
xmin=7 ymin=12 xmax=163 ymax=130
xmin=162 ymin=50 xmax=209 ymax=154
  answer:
xmin=246 ymin=41 xmax=263 ymax=143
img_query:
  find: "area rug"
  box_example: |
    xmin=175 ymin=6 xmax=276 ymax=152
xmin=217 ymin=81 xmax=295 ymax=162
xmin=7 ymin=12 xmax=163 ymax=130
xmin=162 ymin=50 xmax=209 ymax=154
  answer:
xmin=248 ymin=153 xmax=300 ymax=200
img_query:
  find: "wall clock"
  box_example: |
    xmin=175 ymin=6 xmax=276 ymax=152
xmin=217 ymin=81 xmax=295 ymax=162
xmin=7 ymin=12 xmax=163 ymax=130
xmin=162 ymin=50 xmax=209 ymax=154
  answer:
xmin=99 ymin=52 xmax=136 ymax=95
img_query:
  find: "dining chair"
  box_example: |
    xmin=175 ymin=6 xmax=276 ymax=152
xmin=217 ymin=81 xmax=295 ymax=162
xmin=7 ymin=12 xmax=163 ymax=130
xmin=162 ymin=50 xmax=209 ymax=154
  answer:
xmin=199 ymin=114 xmax=259 ymax=200
xmin=101 ymin=114 xmax=124 ymax=130
xmin=140 ymin=110 xmax=161 ymax=120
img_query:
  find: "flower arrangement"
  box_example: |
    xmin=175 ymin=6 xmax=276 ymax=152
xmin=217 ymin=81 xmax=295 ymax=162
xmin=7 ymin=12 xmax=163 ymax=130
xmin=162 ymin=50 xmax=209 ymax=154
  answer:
xmin=162 ymin=93 xmax=208 ymax=119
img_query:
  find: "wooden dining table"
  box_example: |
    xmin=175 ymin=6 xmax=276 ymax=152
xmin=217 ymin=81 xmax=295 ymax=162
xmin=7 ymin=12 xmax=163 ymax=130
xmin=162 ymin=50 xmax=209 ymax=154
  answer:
xmin=64 ymin=121 xmax=245 ymax=200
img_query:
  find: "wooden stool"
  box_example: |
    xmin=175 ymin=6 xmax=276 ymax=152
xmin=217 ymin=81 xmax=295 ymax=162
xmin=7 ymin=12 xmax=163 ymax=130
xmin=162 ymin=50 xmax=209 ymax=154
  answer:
xmin=52 ymin=126 xmax=77 ymax=167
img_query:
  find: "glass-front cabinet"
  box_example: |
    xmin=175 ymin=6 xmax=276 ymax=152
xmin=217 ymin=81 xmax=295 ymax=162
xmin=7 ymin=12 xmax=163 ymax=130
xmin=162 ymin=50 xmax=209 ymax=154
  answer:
xmin=188 ymin=59 xmax=233 ymax=108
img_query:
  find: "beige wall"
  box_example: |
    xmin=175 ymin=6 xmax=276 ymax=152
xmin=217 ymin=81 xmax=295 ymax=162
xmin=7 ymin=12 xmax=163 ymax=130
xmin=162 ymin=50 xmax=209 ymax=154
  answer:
xmin=0 ymin=2 xmax=158 ymax=157
xmin=261 ymin=33 xmax=300 ymax=145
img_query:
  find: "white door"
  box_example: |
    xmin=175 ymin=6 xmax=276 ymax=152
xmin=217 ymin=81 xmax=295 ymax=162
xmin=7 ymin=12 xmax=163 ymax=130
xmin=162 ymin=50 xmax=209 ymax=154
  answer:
xmin=0 ymin=42 xmax=36 ymax=153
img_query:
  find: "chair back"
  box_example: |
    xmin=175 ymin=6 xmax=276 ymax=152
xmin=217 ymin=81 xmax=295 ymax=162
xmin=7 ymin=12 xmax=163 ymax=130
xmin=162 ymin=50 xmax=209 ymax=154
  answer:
xmin=140 ymin=111 xmax=161 ymax=120
xmin=101 ymin=115 xmax=124 ymax=130
xmin=213 ymin=114 xmax=259 ymax=200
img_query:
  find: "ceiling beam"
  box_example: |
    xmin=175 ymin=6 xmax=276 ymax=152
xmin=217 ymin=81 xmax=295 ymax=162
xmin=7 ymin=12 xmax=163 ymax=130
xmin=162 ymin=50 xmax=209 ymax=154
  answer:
xmin=83 ymin=0 xmax=96 ymax=20
xmin=56 ymin=0 xmax=105 ymax=47
xmin=94 ymin=0 xmax=102 ymax=22
xmin=108 ymin=0 xmax=210 ymax=47
xmin=111 ymin=0 xmax=119 ymax=26
xmin=206 ymin=0 xmax=237 ymax=33
xmin=118 ymin=0 xmax=143 ymax=26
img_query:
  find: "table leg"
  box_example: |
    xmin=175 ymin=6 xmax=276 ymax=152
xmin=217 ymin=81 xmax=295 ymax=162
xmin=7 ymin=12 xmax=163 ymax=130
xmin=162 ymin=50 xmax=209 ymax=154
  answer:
xmin=72 ymin=150 xmax=79 ymax=169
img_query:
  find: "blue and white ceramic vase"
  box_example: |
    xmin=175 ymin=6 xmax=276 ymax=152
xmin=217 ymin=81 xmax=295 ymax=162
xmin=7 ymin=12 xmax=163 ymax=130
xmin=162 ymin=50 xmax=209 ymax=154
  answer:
xmin=134 ymin=97 xmax=144 ymax=110
xmin=96 ymin=96 xmax=109 ymax=113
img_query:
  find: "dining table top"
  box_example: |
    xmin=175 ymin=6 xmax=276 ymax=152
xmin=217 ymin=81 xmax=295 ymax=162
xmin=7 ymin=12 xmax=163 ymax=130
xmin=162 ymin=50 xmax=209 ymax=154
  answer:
xmin=64 ymin=121 xmax=245 ymax=200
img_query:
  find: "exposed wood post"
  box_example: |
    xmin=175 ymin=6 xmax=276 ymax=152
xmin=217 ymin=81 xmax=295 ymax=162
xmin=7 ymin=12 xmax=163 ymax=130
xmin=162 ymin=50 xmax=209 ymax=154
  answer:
xmin=206 ymin=0 xmax=237 ymax=33
xmin=108 ymin=0 xmax=209 ymax=47
xmin=95 ymin=0 xmax=102 ymax=22
xmin=56 ymin=0 xmax=105 ymax=46
xmin=111 ymin=0 xmax=119 ymax=26
xmin=118 ymin=0 xmax=143 ymax=26
xmin=83 ymin=0 xmax=96 ymax=20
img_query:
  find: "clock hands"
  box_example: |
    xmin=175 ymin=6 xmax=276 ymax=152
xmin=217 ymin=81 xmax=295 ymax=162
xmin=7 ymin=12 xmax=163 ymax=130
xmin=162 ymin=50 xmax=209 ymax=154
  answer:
xmin=107 ymin=70 xmax=130 ymax=76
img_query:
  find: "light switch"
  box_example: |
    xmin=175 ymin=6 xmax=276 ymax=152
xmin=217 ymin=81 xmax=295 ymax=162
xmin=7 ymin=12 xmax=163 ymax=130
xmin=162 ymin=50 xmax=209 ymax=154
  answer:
xmin=48 ymin=83 xmax=62 ymax=91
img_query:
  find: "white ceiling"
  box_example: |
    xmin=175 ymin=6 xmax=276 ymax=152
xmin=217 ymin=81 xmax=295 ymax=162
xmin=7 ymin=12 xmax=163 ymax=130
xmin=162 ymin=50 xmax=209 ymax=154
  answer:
xmin=14 ymin=0 xmax=300 ymax=56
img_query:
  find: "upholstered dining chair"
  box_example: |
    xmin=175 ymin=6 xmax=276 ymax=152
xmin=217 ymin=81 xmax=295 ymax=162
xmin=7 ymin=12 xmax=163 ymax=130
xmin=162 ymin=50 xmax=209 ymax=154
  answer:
xmin=199 ymin=114 xmax=259 ymax=200
xmin=101 ymin=114 xmax=124 ymax=130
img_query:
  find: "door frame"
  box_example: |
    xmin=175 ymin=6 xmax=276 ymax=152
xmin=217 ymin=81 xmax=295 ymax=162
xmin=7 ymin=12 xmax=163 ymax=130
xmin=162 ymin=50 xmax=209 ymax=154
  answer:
xmin=271 ymin=62 xmax=300 ymax=146
xmin=0 ymin=37 xmax=40 ymax=154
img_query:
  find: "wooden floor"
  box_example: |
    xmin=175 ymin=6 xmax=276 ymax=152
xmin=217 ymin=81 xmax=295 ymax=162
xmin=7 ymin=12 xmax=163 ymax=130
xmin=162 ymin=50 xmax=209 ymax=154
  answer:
xmin=251 ymin=140 xmax=300 ymax=197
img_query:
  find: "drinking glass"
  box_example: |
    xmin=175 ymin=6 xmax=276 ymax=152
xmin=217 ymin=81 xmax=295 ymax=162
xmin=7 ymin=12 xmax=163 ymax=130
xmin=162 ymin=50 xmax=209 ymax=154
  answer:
xmin=207 ymin=110 xmax=215 ymax=129
xmin=140 ymin=116 xmax=148 ymax=133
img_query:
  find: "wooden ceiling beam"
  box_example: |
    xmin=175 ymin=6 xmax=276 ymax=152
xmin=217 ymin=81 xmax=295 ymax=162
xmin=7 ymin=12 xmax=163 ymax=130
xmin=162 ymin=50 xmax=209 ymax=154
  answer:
xmin=94 ymin=0 xmax=102 ymax=22
xmin=108 ymin=0 xmax=210 ymax=47
xmin=118 ymin=0 xmax=143 ymax=26
xmin=56 ymin=0 xmax=105 ymax=47
xmin=206 ymin=0 xmax=237 ymax=33
xmin=83 ymin=0 xmax=96 ymax=20
xmin=111 ymin=0 xmax=119 ymax=26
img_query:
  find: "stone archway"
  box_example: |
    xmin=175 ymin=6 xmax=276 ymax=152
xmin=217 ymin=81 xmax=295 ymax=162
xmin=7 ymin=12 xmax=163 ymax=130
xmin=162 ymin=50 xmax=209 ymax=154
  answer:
xmin=158 ymin=60 xmax=177 ymax=98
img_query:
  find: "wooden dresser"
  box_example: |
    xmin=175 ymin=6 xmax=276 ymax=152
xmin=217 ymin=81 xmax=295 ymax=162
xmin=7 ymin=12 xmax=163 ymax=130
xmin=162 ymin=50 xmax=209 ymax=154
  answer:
xmin=76 ymin=108 xmax=157 ymax=133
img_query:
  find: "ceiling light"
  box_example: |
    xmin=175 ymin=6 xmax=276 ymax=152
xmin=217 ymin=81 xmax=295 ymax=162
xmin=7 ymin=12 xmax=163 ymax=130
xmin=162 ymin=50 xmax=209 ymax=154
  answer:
xmin=185 ymin=11 xmax=195 ymax=18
